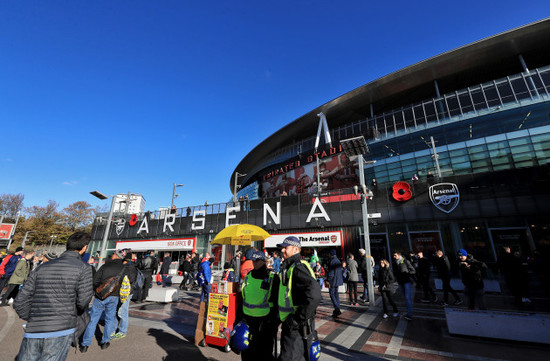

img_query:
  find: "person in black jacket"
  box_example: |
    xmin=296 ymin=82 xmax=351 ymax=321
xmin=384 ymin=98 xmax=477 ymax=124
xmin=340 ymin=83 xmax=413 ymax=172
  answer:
xmin=160 ymin=252 xmax=172 ymax=287
xmin=277 ymin=236 xmax=321 ymax=361
xmin=378 ymin=259 xmax=399 ymax=318
xmin=111 ymin=251 xmax=138 ymax=340
xmin=457 ymin=249 xmax=487 ymax=310
xmin=416 ymin=251 xmax=438 ymax=303
xmin=80 ymin=249 xmax=132 ymax=352
xmin=178 ymin=253 xmax=193 ymax=290
xmin=434 ymin=250 xmax=462 ymax=306
xmin=14 ymin=232 xmax=93 ymax=361
xmin=392 ymin=251 xmax=415 ymax=321
xmin=137 ymin=250 xmax=158 ymax=302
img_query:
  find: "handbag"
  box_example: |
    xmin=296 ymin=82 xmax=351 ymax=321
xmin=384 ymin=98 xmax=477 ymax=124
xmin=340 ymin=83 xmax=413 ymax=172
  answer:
xmin=95 ymin=268 xmax=126 ymax=300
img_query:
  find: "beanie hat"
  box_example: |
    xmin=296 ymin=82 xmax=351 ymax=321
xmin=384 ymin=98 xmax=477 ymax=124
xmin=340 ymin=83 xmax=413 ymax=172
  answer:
xmin=330 ymin=249 xmax=337 ymax=256
xmin=458 ymin=249 xmax=468 ymax=257
xmin=15 ymin=246 xmax=24 ymax=253
xmin=358 ymin=249 xmax=366 ymax=255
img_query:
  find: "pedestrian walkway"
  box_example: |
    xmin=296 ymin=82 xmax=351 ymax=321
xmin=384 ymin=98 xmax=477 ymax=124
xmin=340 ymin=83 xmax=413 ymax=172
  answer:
xmin=1 ymin=282 xmax=550 ymax=360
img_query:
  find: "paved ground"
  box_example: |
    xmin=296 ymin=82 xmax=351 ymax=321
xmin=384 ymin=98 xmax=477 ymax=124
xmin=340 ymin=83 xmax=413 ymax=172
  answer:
xmin=1 ymin=283 xmax=550 ymax=361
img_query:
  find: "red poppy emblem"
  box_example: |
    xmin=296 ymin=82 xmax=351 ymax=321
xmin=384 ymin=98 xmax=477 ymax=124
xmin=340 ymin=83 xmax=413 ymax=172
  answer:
xmin=392 ymin=182 xmax=412 ymax=201
xmin=129 ymin=214 xmax=138 ymax=226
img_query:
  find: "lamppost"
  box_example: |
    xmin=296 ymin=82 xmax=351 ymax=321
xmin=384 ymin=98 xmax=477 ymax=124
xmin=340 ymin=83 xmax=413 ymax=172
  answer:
xmin=90 ymin=190 xmax=117 ymax=268
xmin=233 ymin=172 xmax=247 ymax=203
xmin=341 ymin=135 xmax=377 ymax=306
xmin=171 ymin=183 xmax=185 ymax=210
xmin=21 ymin=231 xmax=35 ymax=248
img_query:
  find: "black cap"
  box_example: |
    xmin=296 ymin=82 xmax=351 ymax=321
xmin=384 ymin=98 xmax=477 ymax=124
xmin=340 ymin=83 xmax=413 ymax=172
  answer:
xmin=15 ymin=246 xmax=24 ymax=253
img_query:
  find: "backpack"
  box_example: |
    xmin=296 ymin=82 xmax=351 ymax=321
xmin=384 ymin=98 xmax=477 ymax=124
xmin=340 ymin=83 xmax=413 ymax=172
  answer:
xmin=141 ymin=256 xmax=152 ymax=270
xmin=133 ymin=268 xmax=145 ymax=291
xmin=119 ymin=275 xmax=131 ymax=303
xmin=95 ymin=268 xmax=125 ymax=300
xmin=196 ymin=268 xmax=206 ymax=287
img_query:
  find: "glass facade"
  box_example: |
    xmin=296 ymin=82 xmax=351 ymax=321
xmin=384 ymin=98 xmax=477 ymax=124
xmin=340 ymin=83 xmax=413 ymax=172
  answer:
xmin=243 ymin=65 xmax=550 ymax=188
xmin=366 ymin=122 xmax=550 ymax=185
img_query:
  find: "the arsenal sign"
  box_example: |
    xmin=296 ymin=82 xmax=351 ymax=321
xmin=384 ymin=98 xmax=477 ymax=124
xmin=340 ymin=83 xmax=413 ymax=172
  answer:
xmin=429 ymin=183 xmax=460 ymax=213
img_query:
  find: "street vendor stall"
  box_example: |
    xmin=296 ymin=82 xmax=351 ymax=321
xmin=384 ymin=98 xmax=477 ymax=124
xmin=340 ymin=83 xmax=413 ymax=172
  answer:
xmin=196 ymin=224 xmax=270 ymax=352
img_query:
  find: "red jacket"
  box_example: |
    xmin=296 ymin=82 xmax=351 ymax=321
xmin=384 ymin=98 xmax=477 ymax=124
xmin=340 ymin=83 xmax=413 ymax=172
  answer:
xmin=240 ymin=259 xmax=254 ymax=280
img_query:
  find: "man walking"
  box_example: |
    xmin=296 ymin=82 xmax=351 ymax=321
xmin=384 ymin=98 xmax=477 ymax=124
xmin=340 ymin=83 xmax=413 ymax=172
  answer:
xmin=434 ymin=250 xmax=462 ymax=306
xmin=393 ymin=251 xmax=416 ymax=321
xmin=277 ymin=236 xmax=321 ymax=361
xmin=1 ymin=249 xmax=34 ymax=306
xmin=13 ymin=232 xmax=93 ymax=361
xmin=111 ymin=250 xmax=137 ymax=341
xmin=327 ymin=249 xmax=344 ymax=317
xmin=0 ymin=246 xmax=25 ymax=295
xmin=80 ymin=249 xmax=132 ymax=352
xmin=416 ymin=251 xmax=438 ymax=303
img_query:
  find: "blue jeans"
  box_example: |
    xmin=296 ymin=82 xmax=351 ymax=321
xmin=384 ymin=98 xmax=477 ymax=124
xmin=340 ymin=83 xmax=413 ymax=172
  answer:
xmin=17 ymin=333 xmax=72 ymax=361
xmin=200 ymin=284 xmax=211 ymax=303
xmin=117 ymin=294 xmax=132 ymax=335
xmin=82 ymin=296 xmax=118 ymax=346
xmin=329 ymin=284 xmax=340 ymax=310
xmin=399 ymin=282 xmax=413 ymax=317
xmin=362 ymin=281 xmax=368 ymax=299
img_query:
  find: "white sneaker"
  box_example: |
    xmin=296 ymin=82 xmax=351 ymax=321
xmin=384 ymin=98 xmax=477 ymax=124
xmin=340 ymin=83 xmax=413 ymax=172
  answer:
xmin=383 ymin=314 xmax=389 ymax=319
xmin=392 ymin=313 xmax=399 ymax=318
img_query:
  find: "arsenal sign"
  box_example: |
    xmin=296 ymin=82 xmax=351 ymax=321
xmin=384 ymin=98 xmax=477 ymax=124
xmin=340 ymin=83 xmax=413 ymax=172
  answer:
xmin=429 ymin=183 xmax=460 ymax=213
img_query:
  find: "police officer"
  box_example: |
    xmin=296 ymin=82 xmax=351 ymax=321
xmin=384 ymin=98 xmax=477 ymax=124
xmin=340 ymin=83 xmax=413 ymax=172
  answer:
xmin=240 ymin=251 xmax=278 ymax=361
xmin=277 ymin=236 xmax=321 ymax=361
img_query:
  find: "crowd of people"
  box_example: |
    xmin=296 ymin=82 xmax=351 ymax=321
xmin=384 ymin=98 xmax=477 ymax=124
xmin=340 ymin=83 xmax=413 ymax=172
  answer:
xmin=0 ymin=231 xmax=542 ymax=361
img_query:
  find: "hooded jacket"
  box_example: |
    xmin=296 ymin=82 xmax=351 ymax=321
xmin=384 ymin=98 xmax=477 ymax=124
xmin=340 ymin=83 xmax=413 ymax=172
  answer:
xmin=459 ymin=254 xmax=486 ymax=290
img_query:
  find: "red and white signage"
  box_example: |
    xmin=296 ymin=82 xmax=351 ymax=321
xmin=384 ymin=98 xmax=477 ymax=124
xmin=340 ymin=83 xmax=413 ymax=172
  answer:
xmin=0 ymin=224 xmax=15 ymax=240
xmin=115 ymin=237 xmax=196 ymax=251
xmin=264 ymin=231 xmax=342 ymax=248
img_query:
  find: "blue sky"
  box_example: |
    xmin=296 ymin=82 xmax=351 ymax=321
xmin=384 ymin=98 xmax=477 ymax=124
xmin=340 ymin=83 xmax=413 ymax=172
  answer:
xmin=1 ymin=1 xmax=548 ymax=213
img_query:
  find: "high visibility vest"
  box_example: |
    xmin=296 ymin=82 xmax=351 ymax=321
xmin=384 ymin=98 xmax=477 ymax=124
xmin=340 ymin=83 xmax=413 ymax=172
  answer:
xmin=278 ymin=260 xmax=316 ymax=321
xmin=242 ymin=272 xmax=275 ymax=317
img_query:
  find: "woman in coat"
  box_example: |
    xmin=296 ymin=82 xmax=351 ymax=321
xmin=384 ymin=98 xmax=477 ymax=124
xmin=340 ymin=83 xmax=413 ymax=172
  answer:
xmin=346 ymin=253 xmax=359 ymax=306
xmin=378 ymin=259 xmax=399 ymax=318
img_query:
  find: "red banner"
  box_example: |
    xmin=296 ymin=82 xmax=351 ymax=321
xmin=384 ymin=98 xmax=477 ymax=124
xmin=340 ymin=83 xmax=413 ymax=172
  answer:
xmin=0 ymin=224 xmax=15 ymax=240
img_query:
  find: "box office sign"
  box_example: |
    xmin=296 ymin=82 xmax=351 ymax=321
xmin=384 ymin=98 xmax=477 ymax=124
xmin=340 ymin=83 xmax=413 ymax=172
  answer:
xmin=264 ymin=231 xmax=342 ymax=248
xmin=115 ymin=237 xmax=195 ymax=251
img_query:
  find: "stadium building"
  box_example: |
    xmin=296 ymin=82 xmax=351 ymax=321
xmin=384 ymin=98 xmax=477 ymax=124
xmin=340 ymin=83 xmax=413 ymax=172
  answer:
xmin=90 ymin=19 xmax=550 ymax=274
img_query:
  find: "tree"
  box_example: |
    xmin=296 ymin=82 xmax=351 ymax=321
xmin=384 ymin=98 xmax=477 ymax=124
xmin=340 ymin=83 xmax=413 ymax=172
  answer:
xmin=0 ymin=193 xmax=24 ymax=218
xmin=62 ymin=201 xmax=96 ymax=231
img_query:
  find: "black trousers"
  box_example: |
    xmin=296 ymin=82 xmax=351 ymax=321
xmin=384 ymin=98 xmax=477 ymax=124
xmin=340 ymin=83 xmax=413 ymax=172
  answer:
xmin=140 ymin=271 xmax=153 ymax=302
xmin=380 ymin=290 xmax=398 ymax=314
xmin=347 ymin=281 xmax=358 ymax=304
xmin=1 ymin=284 xmax=19 ymax=304
xmin=241 ymin=317 xmax=276 ymax=361
xmin=419 ymin=277 xmax=436 ymax=301
xmin=441 ymin=277 xmax=460 ymax=303
xmin=279 ymin=318 xmax=315 ymax=361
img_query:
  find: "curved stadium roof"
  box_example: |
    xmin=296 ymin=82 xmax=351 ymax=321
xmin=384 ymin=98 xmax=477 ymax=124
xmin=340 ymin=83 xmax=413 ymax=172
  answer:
xmin=231 ymin=18 xmax=550 ymax=193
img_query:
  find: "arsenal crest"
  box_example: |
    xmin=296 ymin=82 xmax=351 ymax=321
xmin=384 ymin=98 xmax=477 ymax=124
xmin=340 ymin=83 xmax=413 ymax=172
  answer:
xmin=429 ymin=183 xmax=460 ymax=213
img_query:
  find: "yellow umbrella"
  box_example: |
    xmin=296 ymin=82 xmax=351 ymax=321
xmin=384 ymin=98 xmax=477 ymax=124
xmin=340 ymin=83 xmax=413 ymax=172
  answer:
xmin=212 ymin=224 xmax=271 ymax=246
